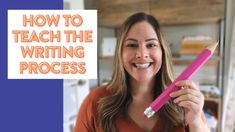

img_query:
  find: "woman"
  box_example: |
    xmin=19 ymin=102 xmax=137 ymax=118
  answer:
xmin=74 ymin=12 xmax=209 ymax=132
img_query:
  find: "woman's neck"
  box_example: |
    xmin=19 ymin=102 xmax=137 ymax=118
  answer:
xmin=130 ymin=78 xmax=155 ymax=102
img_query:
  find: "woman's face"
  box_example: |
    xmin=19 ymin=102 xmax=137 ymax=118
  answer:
xmin=122 ymin=21 xmax=162 ymax=82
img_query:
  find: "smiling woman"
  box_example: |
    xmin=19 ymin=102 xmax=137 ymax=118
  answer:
xmin=122 ymin=21 xmax=162 ymax=83
xmin=74 ymin=12 xmax=209 ymax=132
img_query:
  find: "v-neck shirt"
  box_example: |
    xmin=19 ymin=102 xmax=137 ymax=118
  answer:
xmin=74 ymin=86 xmax=186 ymax=132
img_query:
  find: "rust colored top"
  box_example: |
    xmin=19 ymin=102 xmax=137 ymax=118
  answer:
xmin=74 ymin=86 xmax=188 ymax=132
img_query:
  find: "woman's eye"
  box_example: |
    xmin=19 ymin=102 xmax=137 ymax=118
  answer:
xmin=126 ymin=43 xmax=138 ymax=48
xmin=146 ymin=43 xmax=157 ymax=48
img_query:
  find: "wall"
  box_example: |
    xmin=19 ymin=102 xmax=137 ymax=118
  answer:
xmin=64 ymin=0 xmax=84 ymax=9
xmin=223 ymin=0 xmax=235 ymax=131
xmin=98 ymin=27 xmax=116 ymax=85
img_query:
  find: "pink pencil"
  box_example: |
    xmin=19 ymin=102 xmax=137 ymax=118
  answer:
xmin=143 ymin=42 xmax=218 ymax=119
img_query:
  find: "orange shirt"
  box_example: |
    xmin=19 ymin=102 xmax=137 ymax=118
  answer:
xmin=74 ymin=86 xmax=187 ymax=132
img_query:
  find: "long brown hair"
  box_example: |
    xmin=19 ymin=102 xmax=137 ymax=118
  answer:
xmin=98 ymin=12 xmax=184 ymax=132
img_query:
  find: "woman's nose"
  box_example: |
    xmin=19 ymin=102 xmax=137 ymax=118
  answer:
xmin=135 ymin=47 xmax=149 ymax=58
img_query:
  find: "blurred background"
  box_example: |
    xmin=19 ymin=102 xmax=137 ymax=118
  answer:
xmin=63 ymin=0 xmax=235 ymax=132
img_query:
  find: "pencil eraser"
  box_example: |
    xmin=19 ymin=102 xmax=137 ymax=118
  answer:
xmin=142 ymin=113 xmax=148 ymax=120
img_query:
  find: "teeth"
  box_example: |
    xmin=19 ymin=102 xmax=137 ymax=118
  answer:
xmin=135 ymin=63 xmax=150 ymax=68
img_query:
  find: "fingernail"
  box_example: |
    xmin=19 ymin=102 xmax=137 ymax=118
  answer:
xmin=169 ymin=93 xmax=173 ymax=97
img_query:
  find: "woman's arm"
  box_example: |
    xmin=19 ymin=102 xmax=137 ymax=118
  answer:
xmin=187 ymin=114 xmax=210 ymax=132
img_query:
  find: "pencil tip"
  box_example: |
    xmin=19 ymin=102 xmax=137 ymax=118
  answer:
xmin=206 ymin=41 xmax=219 ymax=53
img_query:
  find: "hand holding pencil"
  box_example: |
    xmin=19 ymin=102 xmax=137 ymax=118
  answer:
xmin=170 ymin=80 xmax=205 ymax=126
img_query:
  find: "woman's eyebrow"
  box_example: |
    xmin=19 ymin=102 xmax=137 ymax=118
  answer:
xmin=125 ymin=38 xmax=138 ymax=42
xmin=146 ymin=38 xmax=158 ymax=42
xmin=125 ymin=38 xmax=158 ymax=42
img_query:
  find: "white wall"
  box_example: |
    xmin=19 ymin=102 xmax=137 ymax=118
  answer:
xmin=64 ymin=0 xmax=84 ymax=9
xmin=222 ymin=0 xmax=235 ymax=131
xmin=98 ymin=27 xmax=116 ymax=85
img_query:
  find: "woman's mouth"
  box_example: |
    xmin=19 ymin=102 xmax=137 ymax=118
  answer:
xmin=132 ymin=62 xmax=153 ymax=69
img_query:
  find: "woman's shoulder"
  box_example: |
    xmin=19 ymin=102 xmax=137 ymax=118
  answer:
xmin=74 ymin=86 xmax=109 ymax=132
xmin=81 ymin=85 xmax=111 ymax=109
xmin=88 ymin=85 xmax=110 ymax=102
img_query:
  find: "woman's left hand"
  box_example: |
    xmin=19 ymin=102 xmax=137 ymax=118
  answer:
xmin=170 ymin=80 xmax=204 ymax=126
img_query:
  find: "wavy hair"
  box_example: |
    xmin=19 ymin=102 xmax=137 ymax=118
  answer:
xmin=97 ymin=12 xmax=184 ymax=132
